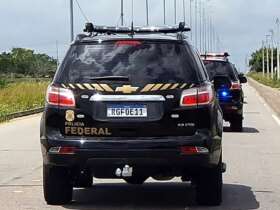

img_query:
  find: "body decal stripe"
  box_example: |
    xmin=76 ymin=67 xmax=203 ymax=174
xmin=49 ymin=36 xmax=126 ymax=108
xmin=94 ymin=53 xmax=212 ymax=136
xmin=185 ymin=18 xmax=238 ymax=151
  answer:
xmin=160 ymin=84 xmax=172 ymax=90
xmin=141 ymin=84 xmax=155 ymax=92
xmin=180 ymin=83 xmax=187 ymax=89
xmin=69 ymin=84 xmax=76 ymax=89
xmin=84 ymin=83 xmax=94 ymax=90
xmin=151 ymin=84 xmax=163 ymax=91
xmin=170 ymin=83 xmax=180 ymax=89
xmin=100 ymin=84 xmax=114 ymax=92
xmin=77 ymin=84 xmax=85 ymax=90
xmin=91 ymin=84 xmax=104 ymax=91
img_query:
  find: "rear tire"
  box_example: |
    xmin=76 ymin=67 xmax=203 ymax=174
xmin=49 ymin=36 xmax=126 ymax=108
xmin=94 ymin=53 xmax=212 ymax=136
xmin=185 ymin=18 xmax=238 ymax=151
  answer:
xmin=195 ymin=161 xmax=223 ymax=206
xmin=230 ymin=118 xmax=243 ymax=132
xmin=124 ymin=176 xmax=147 ymax=185
xmin=43 ymin=165 xmax=73 ymax=205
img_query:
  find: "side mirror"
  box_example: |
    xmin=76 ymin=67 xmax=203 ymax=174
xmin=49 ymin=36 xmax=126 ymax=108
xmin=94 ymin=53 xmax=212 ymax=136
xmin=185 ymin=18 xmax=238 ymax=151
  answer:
xmin=238 ymin=74 xmax=247 ymax=84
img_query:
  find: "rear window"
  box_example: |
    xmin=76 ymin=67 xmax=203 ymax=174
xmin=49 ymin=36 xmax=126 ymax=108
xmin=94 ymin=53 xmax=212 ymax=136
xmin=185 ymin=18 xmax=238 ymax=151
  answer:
xmin=203 ymin=60 xmax=238 ymax=81
xmin=55 ymin=41 xmax=200 ymax=85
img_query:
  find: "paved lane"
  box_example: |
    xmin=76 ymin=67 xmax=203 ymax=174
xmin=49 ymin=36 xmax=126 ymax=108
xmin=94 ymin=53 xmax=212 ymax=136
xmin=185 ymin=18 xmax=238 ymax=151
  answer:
xmin=0 ymin=84 xmax=280 ymax=210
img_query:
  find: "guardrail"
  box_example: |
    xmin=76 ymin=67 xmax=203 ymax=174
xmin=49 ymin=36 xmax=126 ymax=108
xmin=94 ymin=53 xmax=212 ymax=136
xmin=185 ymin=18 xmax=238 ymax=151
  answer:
xmin=0 ymin=107 xmax=44 ymax=123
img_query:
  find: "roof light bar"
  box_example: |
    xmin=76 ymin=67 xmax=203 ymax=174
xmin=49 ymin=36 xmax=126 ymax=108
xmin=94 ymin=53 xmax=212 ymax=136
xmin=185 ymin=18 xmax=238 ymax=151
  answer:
xmin=83 ymin=22 xmax=191 ymax=35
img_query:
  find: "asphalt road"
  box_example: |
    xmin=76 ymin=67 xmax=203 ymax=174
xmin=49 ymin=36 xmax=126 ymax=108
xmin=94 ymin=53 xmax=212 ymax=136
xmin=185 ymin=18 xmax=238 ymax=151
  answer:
xmin=1 ymin=84 xmax=280 ymax=210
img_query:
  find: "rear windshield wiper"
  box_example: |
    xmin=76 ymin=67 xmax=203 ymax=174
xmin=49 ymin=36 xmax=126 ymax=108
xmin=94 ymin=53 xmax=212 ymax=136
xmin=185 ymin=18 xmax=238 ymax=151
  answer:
xmin=87 ymin=76 xmax=130 ymax=82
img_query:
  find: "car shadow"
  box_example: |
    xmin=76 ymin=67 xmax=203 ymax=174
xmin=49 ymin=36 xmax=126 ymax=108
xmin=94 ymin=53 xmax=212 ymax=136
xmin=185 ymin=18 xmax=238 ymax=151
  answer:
xmin=63 ymin=182 xmax=259 ymax=210
xmin=223 ymin=127 xmax=260 ymax=133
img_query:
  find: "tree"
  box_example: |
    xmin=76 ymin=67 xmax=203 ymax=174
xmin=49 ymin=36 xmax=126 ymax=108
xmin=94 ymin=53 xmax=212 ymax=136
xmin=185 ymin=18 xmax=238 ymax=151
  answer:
xmin=0 ymin=48 xmax=57 ymax=77
xmin=249 ymin=47 xmax=278 ymax=72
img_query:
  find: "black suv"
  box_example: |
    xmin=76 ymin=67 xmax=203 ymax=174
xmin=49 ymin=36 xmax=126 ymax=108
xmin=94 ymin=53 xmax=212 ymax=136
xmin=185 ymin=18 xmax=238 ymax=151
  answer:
xmin=40 ymin=23 xmax=224 ymax=206
xmin=202 ymin=53 xmax=247 ymax=132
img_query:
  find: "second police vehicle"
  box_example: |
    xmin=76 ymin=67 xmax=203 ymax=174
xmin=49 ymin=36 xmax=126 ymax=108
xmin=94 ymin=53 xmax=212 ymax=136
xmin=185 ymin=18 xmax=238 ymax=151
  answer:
xmin=201 ymin=53 xmax=247 ymax=132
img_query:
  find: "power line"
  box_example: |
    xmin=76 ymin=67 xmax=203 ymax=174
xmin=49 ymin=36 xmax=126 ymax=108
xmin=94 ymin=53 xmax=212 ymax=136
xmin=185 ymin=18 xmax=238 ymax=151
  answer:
xmin=74 ymin=0 xmax=90 ymax=22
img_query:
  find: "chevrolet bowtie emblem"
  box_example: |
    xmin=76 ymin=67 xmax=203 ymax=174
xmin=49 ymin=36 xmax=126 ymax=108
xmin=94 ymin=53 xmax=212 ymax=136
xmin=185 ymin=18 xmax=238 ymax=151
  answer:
xmin=115 ymin=85 xmax=139 ymax=94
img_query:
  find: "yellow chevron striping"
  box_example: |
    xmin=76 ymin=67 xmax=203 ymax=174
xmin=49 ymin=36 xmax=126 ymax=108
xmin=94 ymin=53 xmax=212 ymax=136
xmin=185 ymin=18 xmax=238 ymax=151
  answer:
xmin=76 ymin=84 xmax=85 ymax=90
xmin=160 ymin=84 xmax=172 ymax=90
xmin=151 ymin=84 xmax=163 ymax=91
xmin=141 ymin=84 xmax=155 ymax=92
xmin=100 ymin=84 xmax=114 ymax=92
xmin=180 ymin=83 xmax=187 ymax=89
xmin=61 ymin=84 xmax=67 ymax=88
xmin=68 ymin=84 xmax=76 ymax=89
xmin=170 ymin=83 xmax=180 ymax=89
xmin=91 ymin=84 xmax=104 ymax=91
xmin=84 ymin=83 xmax=94 ymax=90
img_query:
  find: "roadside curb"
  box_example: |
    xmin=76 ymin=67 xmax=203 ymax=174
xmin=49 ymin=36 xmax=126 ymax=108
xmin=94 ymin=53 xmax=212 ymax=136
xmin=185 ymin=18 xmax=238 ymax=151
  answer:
xmin=248 ymin=77 xmax=280 ymax=118
xmin=0 ymin=107 xmax=44 ymax=123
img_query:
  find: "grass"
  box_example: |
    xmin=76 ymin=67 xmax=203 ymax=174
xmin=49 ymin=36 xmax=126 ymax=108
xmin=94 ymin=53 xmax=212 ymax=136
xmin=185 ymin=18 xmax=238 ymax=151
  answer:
xmin=248 ymin=72 xmax=280 ymax=89
xmin=0 ymin=81 xmax=49 ymax=122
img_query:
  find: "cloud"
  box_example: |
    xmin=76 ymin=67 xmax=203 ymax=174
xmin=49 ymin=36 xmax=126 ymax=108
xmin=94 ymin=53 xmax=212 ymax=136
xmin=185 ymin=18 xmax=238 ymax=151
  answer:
xmin=0 ymin=0 xmax=279 ymax=69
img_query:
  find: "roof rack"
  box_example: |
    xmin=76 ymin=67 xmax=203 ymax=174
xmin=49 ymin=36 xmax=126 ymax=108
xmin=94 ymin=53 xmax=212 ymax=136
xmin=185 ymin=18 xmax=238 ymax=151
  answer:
xmin=83 ymin=22 xmax=191 ymax=35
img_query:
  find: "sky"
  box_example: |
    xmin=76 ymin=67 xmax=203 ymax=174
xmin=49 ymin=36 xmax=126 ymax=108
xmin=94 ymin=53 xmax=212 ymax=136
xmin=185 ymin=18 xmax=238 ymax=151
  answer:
xmin=0 ymin=0 xmax=279 ymax=71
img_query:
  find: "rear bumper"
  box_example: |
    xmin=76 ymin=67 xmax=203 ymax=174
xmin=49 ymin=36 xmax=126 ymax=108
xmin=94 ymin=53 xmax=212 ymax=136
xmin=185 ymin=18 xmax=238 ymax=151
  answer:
xmin=41 ymin=130 xmax=222 ymax=175
xmin=219 ymin=101 xmax=243 ymax=117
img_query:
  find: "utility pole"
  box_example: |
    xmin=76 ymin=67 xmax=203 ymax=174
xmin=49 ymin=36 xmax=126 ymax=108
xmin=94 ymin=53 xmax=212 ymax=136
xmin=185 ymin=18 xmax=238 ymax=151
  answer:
xmin=146 ymin=0 xmax=149 ymax=26
xmin=56 ymin=41 xmax=59 ymax=68
xmin=195 ymin=0 xmax=198 ymax=47
xmin=70 ymin=0 xmax=74 ymax=42
xmin=121 ymin=0 xmax=124 ymax=26
xmin=270 ymin=30 xmax=274 ymax=79
xmin=183 ymin=0 xmax=186 ymax=23
xmin=262 ymin=40 xmax=265 ymax=77
xmin=199 ymin=0 xmax=202 ymax=52
xmin=174 ymin=0 xmax=177 ymax=24
xmin=163 ymin=0 xmax=166 ymax=25
xmin=266 ymin=35 xmax=270 ymax=78
xmin=276 ymin=18 xmax=280 ymax=80
xmin=190 ymin=0 xmax=193 ymax=41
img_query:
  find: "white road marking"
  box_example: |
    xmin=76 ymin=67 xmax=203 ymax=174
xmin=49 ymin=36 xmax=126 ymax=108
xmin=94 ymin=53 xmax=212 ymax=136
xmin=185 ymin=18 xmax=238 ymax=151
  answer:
xmin=272 ymin=115 xmax=280 ymax=126
xmin=13 ymin=190 xmax=23 ymax=193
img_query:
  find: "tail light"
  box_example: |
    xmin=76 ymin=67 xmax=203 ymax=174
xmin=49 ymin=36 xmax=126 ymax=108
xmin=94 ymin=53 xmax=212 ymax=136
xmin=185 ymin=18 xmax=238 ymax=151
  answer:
xmin=49 ymin=147 xmax=76 ymax=155
xmin=180 ymin=146 xmax=209 ymax=155
xmin=47 ymin=85 xmax=75 ymax=107
xmin=231 ymin=82 xmax=241 ymax=90
xmin=180 ymin=85 xmax=214 ymax=107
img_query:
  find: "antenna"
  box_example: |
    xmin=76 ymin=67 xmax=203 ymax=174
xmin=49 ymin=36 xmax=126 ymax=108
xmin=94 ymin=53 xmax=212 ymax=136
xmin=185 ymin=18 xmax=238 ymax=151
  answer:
xmin=121 ymin=0 xmax=124 ymax=26
xmin=131 ymin=0 xmax=134 ymax=23
xmin=69 ymin=0 xmax=74 ymax=42
xmin=146 ymin=0 xmax=149 ymax=26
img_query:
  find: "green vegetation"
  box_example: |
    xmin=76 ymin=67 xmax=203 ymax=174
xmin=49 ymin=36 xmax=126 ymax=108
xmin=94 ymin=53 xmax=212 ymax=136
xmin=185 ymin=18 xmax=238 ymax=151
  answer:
xmin=0 ymin=48 xmax=57 ymax=78
xmin=0 ymin=48 xmax=56 ymax=122
xmin=249 ymin=47 xmax=278 ymax=72
xmin=248 ymin=72 xmax=280 ymax=89
xmin=0 ymin=81 xmax=49 ymax=122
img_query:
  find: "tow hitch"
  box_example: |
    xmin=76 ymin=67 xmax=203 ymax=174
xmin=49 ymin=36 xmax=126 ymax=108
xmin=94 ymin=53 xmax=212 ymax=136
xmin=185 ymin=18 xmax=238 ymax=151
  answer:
xmin=115 ymin=165 xmax=133 ymax=177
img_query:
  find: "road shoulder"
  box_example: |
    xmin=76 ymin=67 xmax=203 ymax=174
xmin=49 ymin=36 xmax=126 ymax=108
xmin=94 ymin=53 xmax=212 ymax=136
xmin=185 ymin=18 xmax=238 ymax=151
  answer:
xmin=248 ymin=77 xmax=280 ymax=118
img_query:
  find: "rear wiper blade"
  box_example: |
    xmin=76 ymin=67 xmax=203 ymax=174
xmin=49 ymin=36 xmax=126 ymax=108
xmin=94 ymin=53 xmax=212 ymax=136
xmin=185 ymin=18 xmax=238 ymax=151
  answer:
xmin=87 ymin=76 xmax=130 ymax=81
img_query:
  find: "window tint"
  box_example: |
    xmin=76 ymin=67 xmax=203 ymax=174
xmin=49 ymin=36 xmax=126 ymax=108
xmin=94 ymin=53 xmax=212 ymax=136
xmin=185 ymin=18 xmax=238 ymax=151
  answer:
xmin=203 ymin=60 xmax=238 ymax=81
xmin=55 ymin=41 xmax=200 ymax=85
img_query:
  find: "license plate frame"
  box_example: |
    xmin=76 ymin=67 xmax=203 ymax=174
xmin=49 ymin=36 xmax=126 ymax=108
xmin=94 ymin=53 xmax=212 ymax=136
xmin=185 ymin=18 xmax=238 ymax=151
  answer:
xmin=107 ymin=104 xmax=148 ymax=118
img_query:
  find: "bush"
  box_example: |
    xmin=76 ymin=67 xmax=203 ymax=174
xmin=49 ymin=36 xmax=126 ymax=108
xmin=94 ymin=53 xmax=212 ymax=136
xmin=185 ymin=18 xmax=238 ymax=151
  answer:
xmin=0 ymin=79 xmax=7 ymax=89
xmin=0 ymin=81 xmax=49 ymax=122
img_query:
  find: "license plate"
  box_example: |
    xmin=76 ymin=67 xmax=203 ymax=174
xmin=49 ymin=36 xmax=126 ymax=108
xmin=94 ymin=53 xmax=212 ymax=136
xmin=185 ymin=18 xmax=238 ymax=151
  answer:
xmin=107 ymin=104 xmax=147 ymax=118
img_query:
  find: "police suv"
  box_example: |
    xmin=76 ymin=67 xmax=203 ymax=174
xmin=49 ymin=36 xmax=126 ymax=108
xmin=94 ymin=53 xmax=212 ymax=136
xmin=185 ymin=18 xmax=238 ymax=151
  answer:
xmin=201 ymin=53 xmax=247 ymax=131
xmin=40 ymin=23 xmax=225 ymax=206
